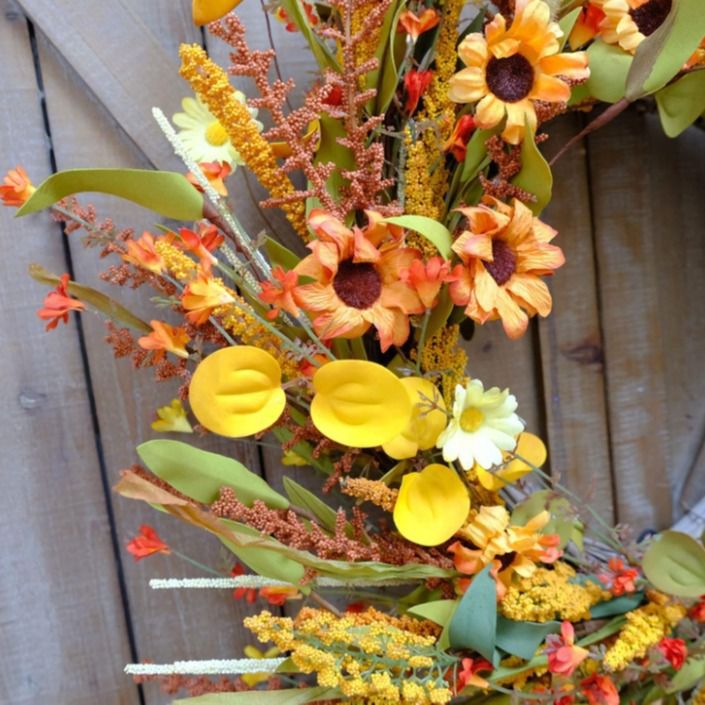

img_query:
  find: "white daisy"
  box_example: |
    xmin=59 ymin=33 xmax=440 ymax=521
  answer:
xmin=172 ymin=95 xmax=262 ymax=166
xmin=436 ymin=379 xmax=524 ymax=470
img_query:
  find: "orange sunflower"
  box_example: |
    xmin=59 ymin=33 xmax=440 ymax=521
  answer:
xmin=293 ymin=210 xmax=424 ymax=352
xmin=448 ymin=0 xmax=589 ymax=144
xmin=601 ymin=0 xmax=672 ymax=53
xmin=449 ymin=197 xmax=565 ymax=339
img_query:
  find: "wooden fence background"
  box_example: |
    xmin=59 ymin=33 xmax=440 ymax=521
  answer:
xmin=1 ymin=0 xmax=704 ymax=703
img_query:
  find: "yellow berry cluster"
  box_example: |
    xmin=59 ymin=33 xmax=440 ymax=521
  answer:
xmin=417 ymin=324 xmax=468 ymax=406
xmin=154 ymin=239 xmax=197 ymax=281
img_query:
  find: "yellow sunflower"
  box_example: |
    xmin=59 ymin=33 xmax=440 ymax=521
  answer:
xmin=172 ymin=95 xmax=261 ymax=166
xmin=600 ymin=0 xmax=672 ymax=53
xmin=448 ymin=0 xmax=589 ymax=144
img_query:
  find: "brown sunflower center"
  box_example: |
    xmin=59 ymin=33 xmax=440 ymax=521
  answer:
xmin=629 ymin=0 xmax=672 ymax=36
xmin=333 ymin=260 xmax=382 ymax=309
xmin=486 ymin=54 xmax=535 ymax=103
xmin=484 ymin=239 xmax=516 ymax=286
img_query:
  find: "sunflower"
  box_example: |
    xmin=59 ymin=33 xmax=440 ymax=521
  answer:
xmin=448 ymin=0 xmax=589 ymax=144
xmin=293 ymin=210 xmax=424 ymax=352
xmin=600 ymin=0 xmax=672 ymax=53
xmin=449 ymin=196 xmax=565 ymax=339
xmin=172 ymin=95 xmax=261 ymax=166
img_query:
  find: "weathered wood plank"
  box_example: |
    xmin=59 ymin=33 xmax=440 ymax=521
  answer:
xmin=0 ymin=6 xmax=139 ymax=705
xmin=539 ymin=116 xmax=614 ymax=521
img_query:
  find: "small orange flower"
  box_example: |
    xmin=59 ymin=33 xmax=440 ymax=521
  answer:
xmin=259 ymin=266 xmax=300 ymax=320
xmin=404 ymin=69 xmax=434 ymax=114
xmin=545 ymin=621 xmax=589 ymax=676
xmin=258 ymin=585 xmax=301 ymax=606
xmin=181 ymin=267 xmax=235 ymax=325
xmin=138 ymin=320 xmax=190 ymax=360
xmin=398 ymin=8 xmax=440 ymax=41
xmin=294 ymin=209 xmax=424 ymax=352
xmin=444 ymin=115 xmax=477 ymax=162
xmin=126 ymin=524 xmax=170 ymax=561
xmin=36 ymin=273 xmax=85 ymax=331
xmin=178 ymin=224 xmax=224 ymax=265
xmin=597 ymin=557 xmax=639 ymax=596
xmin=231 ymin=564 xmax=257 ymax=604
xmin=186 ymin=161 xmax=232 ymax=197
xmin=273 ymin=2 xmax=318 ymax=32
xmin=581 ymin=674 xmax=619 ymax=705
xmin=456 ymin=657 xmax=493 ymax=690
xmin=690 ymin=595 xmax=705 ymax=622
xmin=449 ymin=197 xmax=565 ymax=339
xmin=658 ymin=637 xmax=687 ymax=670
xmin=400 ymin=256 xmax=455 ymax=309
xmin=123 ymin=232 xmax=165 ymax=275
xmin=1 ymin=165 xmax=35 ymax=207
xmin=569 ymin=3 xmax=607 ymax=49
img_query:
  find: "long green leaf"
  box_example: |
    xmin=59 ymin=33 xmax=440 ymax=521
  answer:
xmin=137 ymin=440 xmax=290 ymax=509
xmin=642 ymin=530 xmax=705 ymax=597
xmin=383 ymin=215 xmax=452 ymax=258
xmin=407 ymin=599 xmax=457 ymax=625
xmin=512 ymin=124 xmax=552 ymax=215
xmin=29 ymin=264 xmax=151 ymax=333
xmin=265 ymin=237 xmax=301 ymax=270
xmin=496 ymin=617 xmax=560 ymax=660
xmin=656 ymin=70 xmax=705 ymax=137
xmin=17 ymin=168 xmax=204 ymax=221
xmin=590 ymin=591 xmax=644 ymax=619
xmin=461 ymin=127 xmax=499 ymax=182
xmin=666 ymin=655 xmax=705 ymax=693
xmin=175 ymin=687 xmax=340 ymax=705
xmin=558 ymin=8 xmax=582 ymax=50
xmin=572 ymin=41 xmax=633 ymax=104
xmin=283 ymin=477 xmax=340 ymax=533
xmin=376 ymin=0 xmax=408 ymax=113
xmin=626 ymin=0 xmax=705 ymax=99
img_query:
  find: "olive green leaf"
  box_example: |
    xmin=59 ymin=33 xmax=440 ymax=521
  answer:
xmin=656 ymin=71 xmax=705 ymax=137
xmin=642 ymin=530 xmax=705 ymax=598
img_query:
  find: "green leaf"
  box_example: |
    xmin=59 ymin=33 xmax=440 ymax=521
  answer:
xmin=590 ymin=592 xmax=645 ymax=619
xmin=426 ymin=286 xmax=454 ymax=340
xmin=558 ymin=8 xmax=582 ymax=51
xmin=510 ymin=490 xmax=551 ymax=525
xmin=642 ymin=530 xmax=705 ymax=597
xmin=29 ymin=264 xmax=151 ymax=333
xmin=511 ymin=124 xmax=552 ymax=215
xmin=17 ymin=168 xmax=204 ymax=221
xmin=279 ymin=0 xmax=339 ymax=72
xmin=175 ymin=687 xmax=340 ymax=705
xmin=666 ymin=655 xmax=705 ymax=693
xmin=383 ymin=215 xmax=452 ymax=258
xmin=577 ymin=41 xmax=633 ymax=104
xmin=448 ymin=565 xmax=497 ymax=660
xmin=496 ymin=616 xmax=561 ymax=660
xmin=626 ymin=0 xmax=705 ymax=100
xmin=461 ymin=127 xmax=498 ymax=182
xmin=376 ymin=0 xmax=408 ymax=113
xmin=656 ymin=70 xmax=705 ymax=137
xmin=137 ymin=440 xmax=289 ymax=509
xmin=282 ymin=477 xmax=339 ymax=533
xmin=407 ymin=599 xmax=457 ymax=626
xmin=265 ymin=237 xmax=301 ymax=270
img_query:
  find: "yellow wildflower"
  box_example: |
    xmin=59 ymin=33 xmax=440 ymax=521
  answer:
xmin=154 ymin=239 xmax=197 ymax=281
xmin=151 ymin=399 xmax=193 ymax=434
xmin=418 ymin=324 xmax=468 ymax=406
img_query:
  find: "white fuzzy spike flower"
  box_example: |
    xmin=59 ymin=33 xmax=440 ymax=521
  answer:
xmin=436 ymin=379 xmax=524 ymax=470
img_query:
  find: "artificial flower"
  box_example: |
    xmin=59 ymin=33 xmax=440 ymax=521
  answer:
xmin=138 ymin=320 xmax=190 ymax=360
xmin=436 ymin=378 xmax=524 ymax=470
xmin=1 ymin=165 xmax=35 ymax=207
xmin=273 ymin=2 xmax=319 ymax=32
xmin=260 ymin=266 xmax=301 ymax=320
xmin=393 ymin=464 xmax=470 ymax=546
xmin=310 ymin=360 xmax=412 ymax=447
xmin=581 ymin=674 xmax=619 ymax=705
xmin=448 ymin=0 xmax=589 ymax=144
xmin=657 ymin=637 xmax=687 ymax=670
xmin=456 ymin=657 xmax=493 ymax=690
xmin=398 ymin=8 xmax=440 ymax=41
xmin=294 ymin=209 xmax=424 ymax=352
xmin=475 ymin=432 xmax=547 ymax=491
xmin=569 ymin=3 xmax=607 ymax=49
xmin=404 ymin=69 xmax=434 ymax=113
xmin=545 ymin=621 xmax=589 ymax=676
xmin=178 ymin=224 xmax=224 ymax=265
xmin=241 ymin=645 xmax=282 ymax=687
xmin=444 ymin=114 xmax=476 ymax=162
xmin=126 ymin=525 xmax=170 ymax=561
xmin=600 ymin=0 xmax=672 ymax=54
xmin=192 ymin=0 xmax=242 ymax=26
xmin=259 ymin=585 xmax=302 ymax=606
xmin=382 ymin=377 xmax=448 ymax=460
xmin=231 ymin=564 xmax=257 ymax=604
xmin=690 ymin=595 xmax=705 ymax=622
xmin=36 ymin=273 xmax=85 ymax=331
xmin=151 ymin=399 xmax=193 ymax=434
xmin=400 ymin=257 xmax=455 ymax=309
xmin=186 ymin=161 xmax=232 ymax=196
xmin=597 ymin=557 xmax=639 ymax=596
xmin=189 ymin=346 xmax=287 ymax=438
xmin=181 ymin=266 xmax=235 ymax=325
xmin=122 ymin=232 xmax=165 ymax=275
xmin=449 ymin=196 xmax=565 ymax=339
xmin=173 ymin=95 xmax=260 ymax=165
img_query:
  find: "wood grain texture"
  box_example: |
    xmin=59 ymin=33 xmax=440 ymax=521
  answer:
xmin=0 ymin=6 xmax=138 ymax=705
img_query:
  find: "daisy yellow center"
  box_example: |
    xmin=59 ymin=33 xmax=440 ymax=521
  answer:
xmin=629 ymin=0 xmax=671 ymax=36
xmin=333 ymin=260 xmax=382 ymax=309
xmin=460 ymin=407 xmax=485 ymax=433
xmin=205 ymin=120 xmax=230 ymax=147
xmin=486 ymin=54 xmax=534 ymax=103
xmin=484 ymin=239 xmax=517 ymax=286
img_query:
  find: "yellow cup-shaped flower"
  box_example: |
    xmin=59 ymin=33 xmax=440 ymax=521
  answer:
xmin=311 ymin=360 xmax=412 ymax=447
xmin=383 ymin=377 xmax=447 ymax=460
xmin=192 ymin=0 xmax=242 ymax=26
xmin=475 ymin=432 xmax=547 ymax=491
xmin=189 ymin=346 xmax=286 ymax=437
xmin=394 ymin=464 xmax=470 ymax=546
